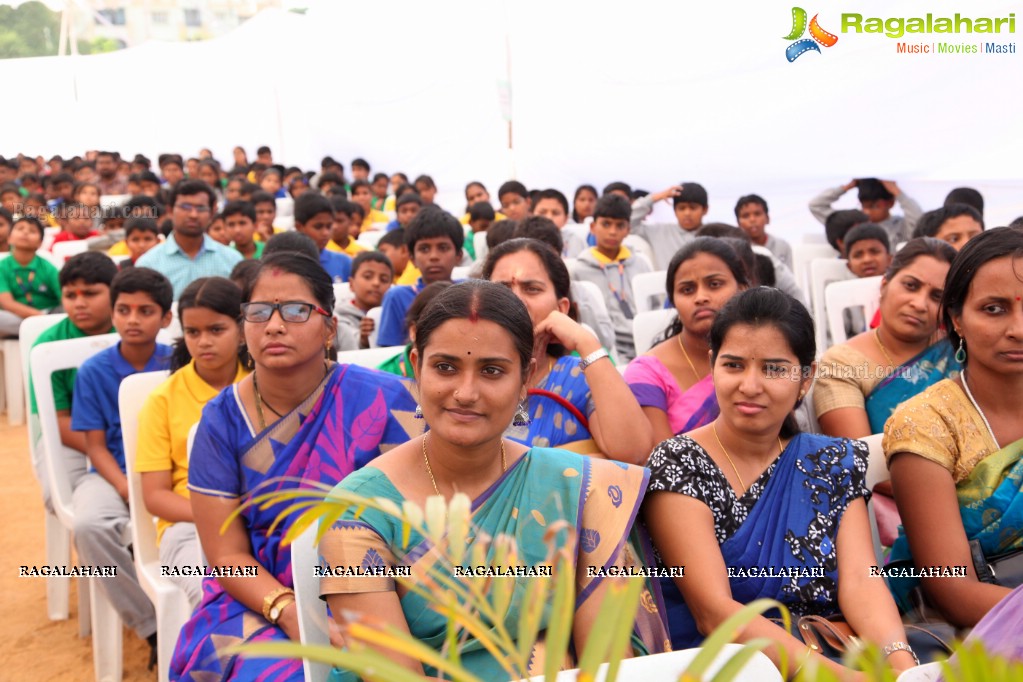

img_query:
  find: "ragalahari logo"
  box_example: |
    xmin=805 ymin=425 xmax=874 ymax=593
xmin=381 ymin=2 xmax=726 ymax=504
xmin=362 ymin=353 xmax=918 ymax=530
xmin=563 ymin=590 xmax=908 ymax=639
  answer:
xmin=784 ymin=7 xmax=839 ymax=61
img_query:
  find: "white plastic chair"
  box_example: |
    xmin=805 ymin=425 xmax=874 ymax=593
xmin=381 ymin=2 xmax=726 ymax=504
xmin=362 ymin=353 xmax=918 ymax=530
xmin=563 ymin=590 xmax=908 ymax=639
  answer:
xmin=802 ymin=233 xmax=830 ymax=244
xmin=356 ymin=230 xmax=386 ymax=249
xmin=119 ymin=370 xmax=195 ymax=682
xmin=623 ymin=234 xmax=655 ymax=271
xmin=19 ymin=314 xmax=74 ymax=622
xmin=518 ymin=643 xmax=781 ymax=681
xmin=632 ymin=309 xmax=676 ymax=356
xmin=825 ymin=276 xmax=882 ymax=347
xmin=860 ymin=433 xmax=887 ymax=564
xmin=792 ymin=243 xmax=840 ymax=296
xmin=631 ymin=270 xmax=667 ymax=314
xmin=809 ymin=258 xmax=854 ymax=355
xmin=292 ymin=523 xmax=332 ymax=682
xmin=452 ymin=265 xmax=473 ymax=281
xmin=274 ymin=215 xmax=295 ymax=231
xmin=275 ymin=196 xmax=295 ymax=218
xmin=332 ymin=282 xmax=352 ymax=307
xmin=100 ymin=194 xmax=131 ymax=210
xmin=32 ymin=334 xmax=124 ymax=682
xmin=336 ymin=345 xmax=407 ymax=369
xmin=366 ymin=307 xmax=382 ymax=348
xmin=473 ymin=230 xmax=489 ymax=263
xmin=51 ymin=239 xmax=92 ymax=263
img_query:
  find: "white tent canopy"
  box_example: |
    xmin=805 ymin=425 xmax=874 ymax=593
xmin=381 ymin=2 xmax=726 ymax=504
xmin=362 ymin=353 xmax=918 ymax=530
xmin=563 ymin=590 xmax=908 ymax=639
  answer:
xmin=2 ymin=0 xmax=1020 ymax=234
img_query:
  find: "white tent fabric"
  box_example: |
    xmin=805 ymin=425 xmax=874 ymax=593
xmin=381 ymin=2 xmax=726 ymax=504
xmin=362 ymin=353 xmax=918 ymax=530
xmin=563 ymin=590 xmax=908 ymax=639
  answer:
xmin=1 ymin=0 xmax=1020 ymax=237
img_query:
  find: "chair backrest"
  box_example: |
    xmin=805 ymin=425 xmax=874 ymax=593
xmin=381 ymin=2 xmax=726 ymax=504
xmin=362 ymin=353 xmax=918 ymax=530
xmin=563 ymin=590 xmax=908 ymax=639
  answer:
xmin=31 ymin=334 xmax=120 ymax=528
xmin=336 ymin=345 xmax=407 ymax=369
xmin=275 ymin=196 xmax=295 ymax=218
xmin=35 ymin=249 xmax=65 ymax=270
xmin=332 ymin=282 xmax=352 ymax=307
xmin=357 ymin=230 xmax=386 ymax=249
xmin=100 ymin=194 xmax=130 ymax=210
xmin=52 ymin=239 xmax=91 ymax=263
xmin=572 ymin=280 xmax=609 ymax=318
xmin=623 ymin=234 xmax=655 ymax=271
xmin=860 ymin=433 xmax=886 ymax=490
xmin=802 ymin=233 xmax=830 ymax=245
xmin=292 ymin=523 xmax=332 ymax=682
xmin=274 ymin=215 xmax=295 ymax=231
xmin=792 ymin=243 xmax=840 ymax=295
xmin=451 ymin=265 xmax=472 ymax=281
xmin=809 ymin=258 xmax=854 ymax=354
xmin=19 ymin=314 xmax=68 ymax=481
xmin=632 ymin=309 xmax=676 ymax=356
xmin=366 ymin=307 xmax=382 ymax=348
xmin=473 ymin=230 xmax=489 ymax=264
xmin=825 ymin=276 xmax=882 ymax=347
xmin=632 ymin=270 xmax=667 ymax=314
xmin=119 ymin=371 xmax=171 ymax=575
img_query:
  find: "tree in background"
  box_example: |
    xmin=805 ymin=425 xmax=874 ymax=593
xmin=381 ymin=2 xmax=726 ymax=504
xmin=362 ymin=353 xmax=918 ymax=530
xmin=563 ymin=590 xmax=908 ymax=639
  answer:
xmin=0 ymin=1 xmax=120 ymax=59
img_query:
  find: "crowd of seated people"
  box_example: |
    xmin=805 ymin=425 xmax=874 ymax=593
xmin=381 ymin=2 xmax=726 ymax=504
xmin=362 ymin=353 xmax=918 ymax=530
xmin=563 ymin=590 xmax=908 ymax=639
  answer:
xmin=4 ymin=145 xmax=1021 ymax=681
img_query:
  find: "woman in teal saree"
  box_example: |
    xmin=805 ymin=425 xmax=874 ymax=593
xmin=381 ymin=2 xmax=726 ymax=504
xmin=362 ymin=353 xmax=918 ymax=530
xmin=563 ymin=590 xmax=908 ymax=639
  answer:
xmin=815 ymin=237 xmax=958 ymax=439
xmin=320 ymin=281 xmax=668 ymax=680
xmin=886 ymin=228 xmax=1023 ymax=627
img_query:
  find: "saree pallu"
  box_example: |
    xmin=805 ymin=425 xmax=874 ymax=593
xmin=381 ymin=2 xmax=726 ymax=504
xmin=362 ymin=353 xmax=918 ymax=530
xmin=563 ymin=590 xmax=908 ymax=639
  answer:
xmin=625 ymin=355 xmax=719 ymax=437
xmin=320 ymin=447 xmax=669 ymax=681
xmin=864 ymin=341 xmax=956 ymax=434
xmin=888 ymin=437 xmax=1023 ymax=611
xmin=661 ymin=434 xmax=868 ymax=649
xmin=507 ymin=356 xmax=600 ymax=454
xmin=172 ymin=364 xmax=418 ymax=681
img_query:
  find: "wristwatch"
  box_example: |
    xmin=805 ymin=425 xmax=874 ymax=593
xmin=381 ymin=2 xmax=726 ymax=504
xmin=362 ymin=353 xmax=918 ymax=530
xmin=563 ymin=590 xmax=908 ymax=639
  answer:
xmin=262 ymin=586 xmax=295 ymax=622
xmin=579 ymin=348 xmax=610 ymax=371
xmin=268 ymin=595 xmax=296 ymax=625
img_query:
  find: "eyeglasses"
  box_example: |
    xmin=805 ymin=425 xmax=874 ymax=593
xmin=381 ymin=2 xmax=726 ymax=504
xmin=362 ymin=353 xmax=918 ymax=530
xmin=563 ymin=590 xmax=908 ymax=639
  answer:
xmin=175 ymin=202 xmax=211 ymax=214
xmin=240 ymin=301 xmax=331 ymax=323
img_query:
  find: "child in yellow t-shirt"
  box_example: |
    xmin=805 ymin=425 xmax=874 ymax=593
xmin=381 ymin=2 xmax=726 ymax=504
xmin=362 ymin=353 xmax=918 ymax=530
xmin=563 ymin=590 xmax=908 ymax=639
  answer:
xmin=134 ymin=276 xmax=248 ymax=607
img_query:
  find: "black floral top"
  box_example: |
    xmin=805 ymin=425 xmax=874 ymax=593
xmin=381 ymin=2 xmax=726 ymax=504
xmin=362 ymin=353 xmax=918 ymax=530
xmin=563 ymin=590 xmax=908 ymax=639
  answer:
xmin=646 ymin=433 xmax=871 ymax=619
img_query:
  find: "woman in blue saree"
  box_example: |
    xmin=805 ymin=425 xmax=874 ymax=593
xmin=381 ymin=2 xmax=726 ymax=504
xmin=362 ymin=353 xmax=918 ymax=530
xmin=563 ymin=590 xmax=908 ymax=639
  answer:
xmin=483 ymin=238 xmax=654 ymax=463
xmin=624 ymin=238 xmax=750 ymax=444
xmin=320 ymin=281 xmax=668 ymax=680
xmin=645 ymin=287 xmax=918 ymax=680
xmin=171 ymin=253 xmax=418 ymax=681
xmin=815 ymin=237 xmax=958 ymax=439
xmin=886 ymin=228 xmax=1023 ymax=627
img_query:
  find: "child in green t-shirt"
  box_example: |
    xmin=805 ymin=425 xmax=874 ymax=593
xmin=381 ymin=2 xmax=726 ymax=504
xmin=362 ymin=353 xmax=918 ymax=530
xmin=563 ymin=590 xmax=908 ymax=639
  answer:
xmin=0 ymin=215 xmax=60 ymax=337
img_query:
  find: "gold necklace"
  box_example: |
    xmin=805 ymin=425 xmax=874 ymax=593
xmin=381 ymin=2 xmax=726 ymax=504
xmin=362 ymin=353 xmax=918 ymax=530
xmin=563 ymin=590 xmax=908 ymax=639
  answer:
xmin=422 ymin=433 xmax=507 ymax=495
xmin=676 ymin=334 xmax=701 ymax=379
xmin=252 ymin=362 xmax=330 ymax=431
xmin=873 ymin=328 xmax=896 ymax=368
xmin=712 ymin=422 xmax=783 ymax=494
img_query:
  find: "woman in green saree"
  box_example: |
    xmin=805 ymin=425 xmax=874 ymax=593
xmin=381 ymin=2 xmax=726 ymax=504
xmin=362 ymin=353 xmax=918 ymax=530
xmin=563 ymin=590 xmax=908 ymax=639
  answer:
xmin=885 ymin=227 xmax=1023 ymax=626
xmin=319 ymin=280 xmax=668 ymax=680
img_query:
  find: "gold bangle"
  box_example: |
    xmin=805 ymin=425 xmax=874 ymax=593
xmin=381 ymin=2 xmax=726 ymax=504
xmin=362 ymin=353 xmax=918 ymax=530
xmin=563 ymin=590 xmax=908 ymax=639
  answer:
xmin=261 ymin=587 xmax=295 ymax=622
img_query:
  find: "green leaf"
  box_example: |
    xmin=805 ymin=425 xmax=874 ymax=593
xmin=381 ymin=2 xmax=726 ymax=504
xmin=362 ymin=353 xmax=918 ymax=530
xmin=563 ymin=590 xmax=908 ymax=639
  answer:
xmin=543 ymin=549 xmax=576 ymax=681
xmin=600 ymin=577 xmax=645 ymax=682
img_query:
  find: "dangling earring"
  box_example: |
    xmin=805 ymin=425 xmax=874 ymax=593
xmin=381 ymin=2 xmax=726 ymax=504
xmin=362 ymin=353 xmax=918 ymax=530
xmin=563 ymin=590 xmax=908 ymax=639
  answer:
xmin=955 ymin=338 xmax=967 ymax=364
xmin=325 ymin=340 xmax=331 ymax=360
xmin=246 ymin=351 xmax=255 ymax=370
xmin=512 ymin=401 xmax=531 ymax=427
xmin=414 ymin=404 xmax=424 ymax=419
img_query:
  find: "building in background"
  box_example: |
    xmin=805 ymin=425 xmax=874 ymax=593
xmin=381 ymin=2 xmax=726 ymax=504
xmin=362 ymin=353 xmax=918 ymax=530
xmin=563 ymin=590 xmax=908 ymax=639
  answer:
xmin=80 ymin=0 xmax=282 ymax=47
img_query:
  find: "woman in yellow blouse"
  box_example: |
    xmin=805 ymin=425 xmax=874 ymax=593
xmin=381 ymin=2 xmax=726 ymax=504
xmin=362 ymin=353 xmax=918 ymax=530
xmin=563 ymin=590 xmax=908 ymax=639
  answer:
xmin=885 ymin=228 xmax=1023 ymax=626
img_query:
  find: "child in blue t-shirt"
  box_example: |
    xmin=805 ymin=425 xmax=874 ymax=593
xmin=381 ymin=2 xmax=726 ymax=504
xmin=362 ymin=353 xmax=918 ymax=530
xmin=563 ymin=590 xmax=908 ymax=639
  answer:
xmin=70 ymin=266 xmax=174 ymax=661
xmin=0 ymin=215 xmax=60 ymax=337
xmin=376 ymin=206 xmax=463 ymax=347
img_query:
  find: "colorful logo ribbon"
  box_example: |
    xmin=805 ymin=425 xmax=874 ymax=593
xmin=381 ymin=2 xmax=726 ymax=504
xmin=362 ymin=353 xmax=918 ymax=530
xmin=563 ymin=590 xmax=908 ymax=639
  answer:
xmin=784 ymin=7 xmax=838 ymax=62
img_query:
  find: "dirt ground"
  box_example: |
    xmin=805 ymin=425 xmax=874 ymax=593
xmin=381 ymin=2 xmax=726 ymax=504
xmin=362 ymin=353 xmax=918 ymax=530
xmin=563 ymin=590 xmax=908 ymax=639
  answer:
xmin=0 ymin=416 xmax=152 ymax=681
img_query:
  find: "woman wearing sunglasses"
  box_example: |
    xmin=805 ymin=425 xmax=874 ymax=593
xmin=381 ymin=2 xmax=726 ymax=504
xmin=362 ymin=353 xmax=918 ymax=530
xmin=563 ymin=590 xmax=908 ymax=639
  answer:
xmin=172 ymin=251 xmax=418 ymax=681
